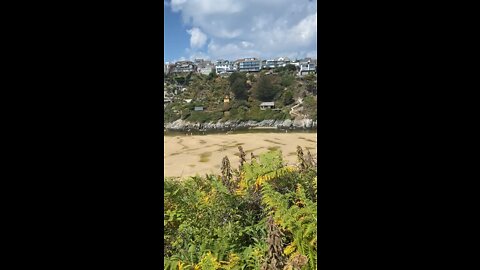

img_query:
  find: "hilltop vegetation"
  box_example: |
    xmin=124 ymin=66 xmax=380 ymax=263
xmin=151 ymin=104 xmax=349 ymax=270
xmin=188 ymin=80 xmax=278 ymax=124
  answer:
xmin=164 ymin=146 xmax=317 ymax=269
xmin=164 ymin=67 xmax=317 ymax=123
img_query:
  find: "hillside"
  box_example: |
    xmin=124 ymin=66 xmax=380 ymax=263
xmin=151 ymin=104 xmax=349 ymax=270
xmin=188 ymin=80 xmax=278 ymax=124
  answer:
xmin=164 ymin=67 xmax=317 ymax=124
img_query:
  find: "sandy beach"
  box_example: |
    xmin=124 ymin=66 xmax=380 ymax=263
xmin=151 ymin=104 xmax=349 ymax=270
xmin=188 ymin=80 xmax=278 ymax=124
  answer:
xmin=164 ymin=132 xmax=317 ymax=178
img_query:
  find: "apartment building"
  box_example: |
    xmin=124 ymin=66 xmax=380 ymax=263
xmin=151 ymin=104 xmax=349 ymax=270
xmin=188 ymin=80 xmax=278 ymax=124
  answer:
xmin=215 ymin=60 xmax=236 ymax=74
xmin=237 ymin=58 xmax=261 ymax=72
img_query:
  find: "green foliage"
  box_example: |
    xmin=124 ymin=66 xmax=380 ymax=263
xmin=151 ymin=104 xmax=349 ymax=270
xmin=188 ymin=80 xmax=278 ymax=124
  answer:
xmin=228 ymin=72 xmax=246 ymax=85
xmin=164 ymin=150 xmax=317 ymax=269
xmin=280 ymin=74 xmax=295 ymax=88
xmin=225 ymin=101 xmax=288 ymax=122
xmin=285 ymin=64 xmax=297 ymax=72
xmin=253 ymin=75 xmax=279 ymax=102
xmin=261 ymin=182 xmax=317 ymax=269
xmin=186 ymin=111 xmax=223 ymax=123
xmin=208 ymin=70 xmax=218 ymax=81
xmin=228 ymin=72 xmax=249 ymax=101
xmin=164 ymin=103 xmax=181 ymax=123
xmin=283 ymin=91 xmax=294 ymax=106
xmin=303 ymin=96 xmax=317 ymax=120
xmin=164 ymin=72 xmax=317 ymax=123
xmin=231 ymin=78 xmax=248 ymax=100
xmin=303 ymin=74 xmax=317 ymax=95
xmin=245 ymin=105 xmax=289 ymax=121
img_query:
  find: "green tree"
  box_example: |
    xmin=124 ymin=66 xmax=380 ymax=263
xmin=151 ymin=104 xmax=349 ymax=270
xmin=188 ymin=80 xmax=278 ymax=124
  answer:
xmin=228 ymin=72 xmax=248 ymax=100
xmin=254 ymin=75 xmax=278 ymax=101
xmin=285 ymin=64 xmax=297 ymax=72
xmin=304 ymin=74 xmax=317 ymax=95
xmin=283 ymin=91 xmax=294 ymax=105
xmin=280 ymin=74 xmax=294 ymax=87
xmin=231 ymin=78 xmax=248 ymax=100
xmin=228 ymin=72 xmax=246 ymax=85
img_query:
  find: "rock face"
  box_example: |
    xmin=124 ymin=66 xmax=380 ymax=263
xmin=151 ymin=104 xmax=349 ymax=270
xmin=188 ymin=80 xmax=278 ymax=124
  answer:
xmin=164 ymin=118 xmax=317 ymax=131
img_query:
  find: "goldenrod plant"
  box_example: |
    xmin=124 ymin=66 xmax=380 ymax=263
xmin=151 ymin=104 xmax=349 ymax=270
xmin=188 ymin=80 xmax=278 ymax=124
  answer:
xmin=164 ymin=147 xmax=317 ymax=269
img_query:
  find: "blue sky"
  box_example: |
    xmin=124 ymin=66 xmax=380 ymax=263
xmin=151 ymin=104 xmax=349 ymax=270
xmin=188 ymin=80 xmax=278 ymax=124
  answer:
xmin=164 ymin=6 xmax=189 ymax=62
xmin=164 ymin=0 xmax=317 ymax=62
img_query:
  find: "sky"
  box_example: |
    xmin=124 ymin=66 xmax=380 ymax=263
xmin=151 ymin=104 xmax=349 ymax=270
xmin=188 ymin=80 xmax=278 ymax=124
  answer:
xmin=164 ymin=0 xmax=317 ymax=63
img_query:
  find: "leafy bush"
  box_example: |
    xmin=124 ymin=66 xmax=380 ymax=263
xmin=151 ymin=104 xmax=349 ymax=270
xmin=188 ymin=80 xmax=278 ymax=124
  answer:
xmin=186 ymin=111 xmax=224 ymax=123
xmin=283 ymin=91 xmax=294 ymax=106
xmin=164 ymin=149 xmax=317 ymax=269
xmin=280 ymin=74 xmax=295 ymax=88
xmin=303 ymin=96 xmax=317 ymax=120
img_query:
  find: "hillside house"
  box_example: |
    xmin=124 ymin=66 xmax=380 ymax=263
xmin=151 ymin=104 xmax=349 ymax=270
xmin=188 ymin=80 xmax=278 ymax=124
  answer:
xmin=174 ymin=61 xmax=196 ymax=73
xmin=263 ymin=57 xmax=291 ymax=69
xmin=237 ymin=58 xmax=261 ymax=72
xmin=198 ymin=64 xmax=214 ymax=75
xmin=215 ymin=60 xmax=236 ymax=74
xmin=260 ymin=102 xmax=275 ymax=110
xmin=298 ymin=58 xmax=316 ymax=76
xmin=164 ymin=63 xmax=176 ymax=75
xmin=223 ymin=96 xmax=230 ymax=103
xmin=195 ymin=59 xmax=214 ymax=75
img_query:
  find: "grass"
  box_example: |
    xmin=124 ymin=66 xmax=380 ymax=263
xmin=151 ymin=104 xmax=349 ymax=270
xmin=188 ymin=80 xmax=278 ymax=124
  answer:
xmin=215 ymin=142 xmax=245 ymax=152
xmin=199 ymin=152 xmax=212 ymax=163
xmin=267 ymin=146 xmax=280 ymax=152
xmin=299 ymin=137 xmax=315 ymax=143
xmin=264 ymin=139 xmax=285 ymax=145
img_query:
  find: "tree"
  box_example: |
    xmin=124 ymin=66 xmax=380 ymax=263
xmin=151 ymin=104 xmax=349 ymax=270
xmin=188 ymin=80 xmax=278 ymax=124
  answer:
xmin=280 ymin=74 xmax=294 ymax=87
xmin=231 ymin=78 xmax=248 ymax=100
xmin=228 ymin=72 xmax=246 ymax=85
xmin=254 ymin=75 xmax=278 ymax=101
xmin=228 ymin=72 xmax=248 ymax=100
xmin=283 ymin=90 xmax=294 ymax=105
xmin=207 ymin=69 xmax=217 ymax=81
xmin=285 ymin=64 xmax=297 ymax=72
xmin=303 ymin=73 xmax=316 ymax=95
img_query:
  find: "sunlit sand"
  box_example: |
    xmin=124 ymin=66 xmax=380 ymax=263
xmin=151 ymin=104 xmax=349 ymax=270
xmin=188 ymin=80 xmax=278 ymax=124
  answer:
xmin=164 ymin=133 xmax=317 ymax=178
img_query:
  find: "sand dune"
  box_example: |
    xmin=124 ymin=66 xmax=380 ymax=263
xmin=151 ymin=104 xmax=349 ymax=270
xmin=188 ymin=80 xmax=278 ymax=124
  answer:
xmin=164 ymin=133 xmax=317 ymax=178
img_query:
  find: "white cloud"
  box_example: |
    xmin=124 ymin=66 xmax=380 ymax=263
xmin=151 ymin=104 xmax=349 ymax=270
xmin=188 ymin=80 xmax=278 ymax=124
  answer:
xmin=174 ymin=56 xmax=187 ymax=62
xmin=186 ymin=27 xmax=207 ymax=48
xmin=168 ymin=0 xmax=317 ymax=60
xmin=185 ymin=50 xmax=211 ymax=61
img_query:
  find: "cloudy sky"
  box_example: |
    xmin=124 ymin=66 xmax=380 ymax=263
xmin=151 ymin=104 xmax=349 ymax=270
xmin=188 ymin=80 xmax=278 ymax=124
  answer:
xmin=164 ymin=0 xmax=317 ymax=62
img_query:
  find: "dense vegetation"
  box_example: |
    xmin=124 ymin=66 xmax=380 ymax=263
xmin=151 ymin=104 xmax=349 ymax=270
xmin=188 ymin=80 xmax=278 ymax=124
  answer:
xmin=164 ymin=67 xmax=317 ymax=123
xmin=164 ymin=146 xmax=317 ymax=269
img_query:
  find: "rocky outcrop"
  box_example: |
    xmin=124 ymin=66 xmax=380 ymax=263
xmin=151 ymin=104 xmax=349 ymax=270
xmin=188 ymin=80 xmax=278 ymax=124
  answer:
xmin=164 ymin=118 xmax=317 ymax=131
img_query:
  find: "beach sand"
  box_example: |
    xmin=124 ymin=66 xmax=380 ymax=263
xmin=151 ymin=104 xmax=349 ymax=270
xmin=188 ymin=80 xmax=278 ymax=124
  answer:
xmin=164 ymin=133 xmax=317 ymax=178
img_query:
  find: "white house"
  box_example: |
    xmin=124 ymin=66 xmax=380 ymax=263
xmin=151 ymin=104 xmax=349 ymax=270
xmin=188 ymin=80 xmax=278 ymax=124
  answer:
xmin=298 ymin=58 xmax=316 ymax=76
xmin=215 ymin=60 xmax=237 ymax=74
xmin=260 ymin=102 xmax=275 ymax=110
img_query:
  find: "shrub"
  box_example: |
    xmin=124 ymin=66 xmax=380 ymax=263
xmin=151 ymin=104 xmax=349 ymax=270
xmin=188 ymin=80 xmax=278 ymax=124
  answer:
xmin=164 ymin=150 xmax=317 ymax=269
